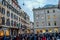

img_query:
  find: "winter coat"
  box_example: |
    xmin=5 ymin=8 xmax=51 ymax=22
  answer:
xmin=42 ymin=37 xmax=47 ymax=40
xmin=16 ymin=36 xmax=20 ymax=40
xmin=0 ymin=37 xmax=2 ymax=40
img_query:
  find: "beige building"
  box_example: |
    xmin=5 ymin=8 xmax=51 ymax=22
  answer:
xmin=0 ymin=0 xmax=30 ymax=36
xmin=30 ymin=22 xmax=34 ymax=33
xmin=33 ymin=5 xmax=60 ymax=34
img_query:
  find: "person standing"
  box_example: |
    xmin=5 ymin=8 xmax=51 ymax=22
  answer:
xmin=38 ymin=36 xmax=41 ymax=40
xmin=16 ymin=36 xmax=20 ymax=40
xmin=0 ymin=37 xmax=2 ymax=40
xmin=41 ymin=35 xmax=47 ymax=40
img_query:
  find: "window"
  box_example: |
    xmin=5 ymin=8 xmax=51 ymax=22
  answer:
xmin=16 ymin=22 xmax=18 ymax=27
xmin=48 ymin=21 xmax=50 ymax=26
xmin=16 ymin=16 xmax=18 ymax=20
xmin=54 ymin=28 xmax=58 ymax=32
xmin=7 ymin=11 xmax=10 ymax=17
xmin=53 ymin=15 xmax=56 ymax=19
xmin=1 ymin=8 xmax=5 ymax=15
xmin=14 ymin=15 xmax=18 ymax=20
xmin=42 ymin=29 xmax=46 ymax=33
xmin=14 ymin=21 xmax=16 ymax=26
xmin=49 ymin=29 xmax=52 ymax=32
xmin=48 ymin=15 xmax=50 ymax=19
xmin=1 ymin=17 xmax=5 ymax=25
xmin=7 ymin=3 xmax=11 ymax=9
xmin=11 ymin=20 xmax=13 ymax=26
xmin=6 ymin=0 xmax=10 ymax=3
xmin=14 ymin=15 xmax=16 ymax=19
xmin=47 ymin=10 xmax=49 ymax=13
xmin=36 ymin=15 xmax=39 ymax=20
xmin=42 ymin=22 xmax=44 ymax=26
xmin=2 ymin=0 xmax=7 ymax=6
xmin=19 ymin=18 xmax=20 ymax=21
xmin=36 ymin=15 xmax=40 ymax=17
xmin=53 ymin=10 xmax=55 ymax=13
xmin=54 ymin=21 xmax=56 ymax=26
xmin=41 ymin=16 xmax=44 ymax=19
xmin=35 ymin=11 xmax=39 ymax=14
xmin=7 ymin=3 xmax=12 ymax=10
xmin=36 ymin=17 xmax=39 ymax=19
xmin=19 ymin=23 xmax=20 ymax=27
xmin=36 ymin=22 xmax=39 ymax=27
xmin=0 ymin=6 xmax=1 ymax=12
xmin=6 ymin=19 xmax=10 ymax=26
xmin=11 ymin=13 xmax=13 ymax=19
xmin=37 ymin=25 xmax=39 ymax=27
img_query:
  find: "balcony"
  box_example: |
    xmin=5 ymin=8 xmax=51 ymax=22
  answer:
xmin=1 ymin=0 xmax=21 ymax=16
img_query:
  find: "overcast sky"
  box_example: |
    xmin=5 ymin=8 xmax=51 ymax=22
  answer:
xmin=18 ymin=0 xmax=58 ymax=22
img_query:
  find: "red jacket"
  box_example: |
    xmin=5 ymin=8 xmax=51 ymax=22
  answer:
xmin=42 ymin=37 xmax=46 ymax=40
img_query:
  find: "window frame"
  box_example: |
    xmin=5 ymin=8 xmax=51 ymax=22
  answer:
xmin=54 ymin=21 xmax=56 ymax=26
xmin=1 ymin=7 xmax=5 ymax=15
xmin=47 ymin=10 xmax=49 ymax=13
xmin=48 ymin=21 xmax=50 ymax=26
xmin=53 ymin=10 xmax=55 ymax=13
xmin=7 ymin=11 xmax=10 ymax=17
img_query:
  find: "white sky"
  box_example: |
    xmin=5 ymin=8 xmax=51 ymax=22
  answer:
xmin=18 ymin=0 xmax=58 ymax=22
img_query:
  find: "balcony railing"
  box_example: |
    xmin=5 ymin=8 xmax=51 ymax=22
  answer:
xmin=1 ymin=0 xmax=21 ymax=16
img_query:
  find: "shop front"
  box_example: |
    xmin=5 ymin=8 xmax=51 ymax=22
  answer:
xmin=5 ymin=30 xmax=10 ymax=36
xmin=35 ymin=27 xmax=60 ymax=34
xmin=10 ymin=28 xmax=19 ymax=37
xmin=26 ymin=29 xmax=30 ymax=34
xmin=36 ymin=29 xmax=40 ymax=34
xmin=0 ymin=27 xmax=10 ymax=40
xmin=0 ymin=30 xmax=4 ymax=37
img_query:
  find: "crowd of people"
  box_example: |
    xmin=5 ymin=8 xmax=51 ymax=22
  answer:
xmin=21 ymin=32 xmax=60 ymax=40
xmin=0 ymin=32 xmax=60 ymax=40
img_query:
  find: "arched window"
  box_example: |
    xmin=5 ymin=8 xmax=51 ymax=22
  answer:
xmin=14 ymin=21 xmax=16 ymax=26
xmin=47 ymin=10 xmax=49 ymax=13
xmin=1 ymin=8 xmax=5 ymax=15
xmin=11 ymin=20 xmax=13 ymax=26
xmin=7 ymin=11 xmax=10 ymax=17
xmin=6 ymin=19 xmax=10 ymax=26
xmin=11 ymin=13 xmax=13 ymax=19
xmin=1 ymin=17 xmax=5 ymax=25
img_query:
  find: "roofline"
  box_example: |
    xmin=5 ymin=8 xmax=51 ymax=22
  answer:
xmin=33 ymin=6 xmax=58 ymax=10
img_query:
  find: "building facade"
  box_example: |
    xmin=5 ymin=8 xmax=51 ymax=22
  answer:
xmin=30 ymin=22 xmax=34 ymax=29
xmin=30 ymin=22 xmax=34 ymax=33
xmin=33 ymin=5 xmax=60 ymax=34
xmin=0 ymin=0 xmax=30 ymax=37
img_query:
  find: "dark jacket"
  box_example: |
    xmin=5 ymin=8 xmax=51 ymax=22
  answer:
xmin=13 ymin=37 xmax=16 ymax=40
xmin=2 ymin=36 xmax=10 ymax=40
xmin=16 ymin=36 xmax=20 ymax=40
xmin=31 ymin=36 xmax=34 ymax=40
xmin=0 ymin=37 xmax=2 ymax=40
